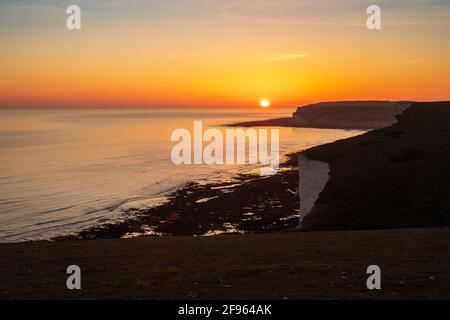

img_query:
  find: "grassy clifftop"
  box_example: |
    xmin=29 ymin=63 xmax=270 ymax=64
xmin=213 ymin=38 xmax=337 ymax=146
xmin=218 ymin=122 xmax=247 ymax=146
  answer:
xmin=302 ymin=101 xmax=450 ymax=231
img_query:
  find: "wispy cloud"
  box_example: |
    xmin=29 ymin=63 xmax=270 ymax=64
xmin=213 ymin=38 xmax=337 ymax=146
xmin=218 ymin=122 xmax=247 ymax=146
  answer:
xmin=402 ymin=57 xmax=428 ymax=65
xmin=169 ymin=53 xmax=199 ymax=59
xmin=167 ymin=52 xmax=311 ymax=62
xmin=218 ymin=0 xmax=450 ymax=28
xmin=258 ymin=52 xmax=311 ymax=62
xmin=0 ymin=3 xmax=63 ymax=15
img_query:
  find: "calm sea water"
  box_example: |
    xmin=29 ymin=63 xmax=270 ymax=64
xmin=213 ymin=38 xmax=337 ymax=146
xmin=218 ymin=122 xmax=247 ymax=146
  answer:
xmin=0 ymin=108 xmax=363 ymax=242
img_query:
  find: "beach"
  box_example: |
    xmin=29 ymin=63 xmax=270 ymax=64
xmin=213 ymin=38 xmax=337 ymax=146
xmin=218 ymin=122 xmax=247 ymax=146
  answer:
xmin=55 ymin=155 xmax=301 ymax=240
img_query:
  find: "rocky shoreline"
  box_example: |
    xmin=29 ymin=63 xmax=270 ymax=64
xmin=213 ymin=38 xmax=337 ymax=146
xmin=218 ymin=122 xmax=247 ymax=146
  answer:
xmin=55 ymin=155 xmax=301 ymax=240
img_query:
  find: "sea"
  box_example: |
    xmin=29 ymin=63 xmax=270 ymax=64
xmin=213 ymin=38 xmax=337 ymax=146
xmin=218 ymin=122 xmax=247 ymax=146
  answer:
xmin=0 ymin=108 xmax=364 ymax=242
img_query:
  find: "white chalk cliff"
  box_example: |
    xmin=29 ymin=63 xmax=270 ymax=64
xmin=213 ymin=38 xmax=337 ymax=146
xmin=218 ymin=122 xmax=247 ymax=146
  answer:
xmin=297 ymin=154 xmax=330 ymax=228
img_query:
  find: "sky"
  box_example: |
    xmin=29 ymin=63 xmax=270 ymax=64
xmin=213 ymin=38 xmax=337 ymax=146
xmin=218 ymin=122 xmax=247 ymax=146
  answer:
xmin=0 ymin=0 xmax=449 ymax=108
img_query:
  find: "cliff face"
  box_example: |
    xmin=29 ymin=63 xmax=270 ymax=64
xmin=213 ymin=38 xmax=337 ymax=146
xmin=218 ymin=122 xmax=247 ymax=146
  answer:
xmin=297 ymin=154 xmax=329 ymax=228
xmin=299 ymin=101 xmax=450 ymax=231
xmin=230 ymin=101 xmax=412 ymax=129
xmin=293 ymin=101 xmax=411 ymax=129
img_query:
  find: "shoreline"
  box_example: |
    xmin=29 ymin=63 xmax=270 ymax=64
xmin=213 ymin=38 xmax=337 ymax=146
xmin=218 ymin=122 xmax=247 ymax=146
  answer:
xmin=229 ymin=117 xmax=380 ymax=130
xmin=54 ymin=154 xmax=301 ymax=240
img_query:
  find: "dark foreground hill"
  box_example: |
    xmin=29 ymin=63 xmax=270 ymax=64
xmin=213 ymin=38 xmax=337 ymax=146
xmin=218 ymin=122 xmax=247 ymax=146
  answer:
xmin=301 ymin=101 xmax=450 ymax=231
xmin=1 ymin=227 xmax=450 ymax=299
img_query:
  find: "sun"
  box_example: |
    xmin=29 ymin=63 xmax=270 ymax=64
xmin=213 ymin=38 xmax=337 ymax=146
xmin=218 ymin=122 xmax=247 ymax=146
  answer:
xmin=259 ymin=99 xmax=271 ymax=108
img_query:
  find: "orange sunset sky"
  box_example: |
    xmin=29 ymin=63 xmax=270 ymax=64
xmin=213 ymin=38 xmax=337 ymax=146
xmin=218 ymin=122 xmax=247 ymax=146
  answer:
xmin=0 ymin=0 xmax=449 ymax=108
